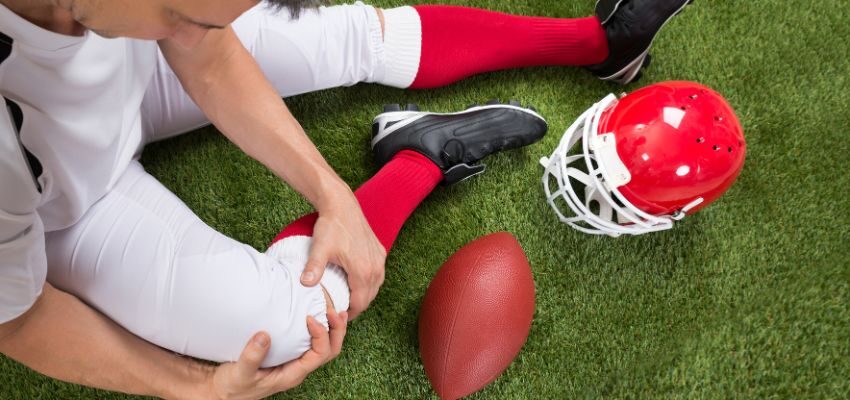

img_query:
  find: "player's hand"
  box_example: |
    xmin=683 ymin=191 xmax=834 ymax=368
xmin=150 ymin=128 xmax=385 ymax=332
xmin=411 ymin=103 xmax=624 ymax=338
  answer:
xmin=206 ymin=309 xmax=348 ymax=400
xmin=303 ymin=192 xmax=386 ymax=320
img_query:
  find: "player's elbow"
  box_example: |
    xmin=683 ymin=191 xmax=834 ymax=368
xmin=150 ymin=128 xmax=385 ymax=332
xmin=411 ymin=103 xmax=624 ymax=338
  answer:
xmin=0 ymin=308 xmax=28 ymax=351
xmin=0 ymin=283 xmax=51 ymax=353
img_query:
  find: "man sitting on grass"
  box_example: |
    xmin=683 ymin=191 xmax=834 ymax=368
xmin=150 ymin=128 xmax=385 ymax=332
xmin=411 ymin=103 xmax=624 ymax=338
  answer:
xmin=0 ymin=0 xmax=689 ymax=398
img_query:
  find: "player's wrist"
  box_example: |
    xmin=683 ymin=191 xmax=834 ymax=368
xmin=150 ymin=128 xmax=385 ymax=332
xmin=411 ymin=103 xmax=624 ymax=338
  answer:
xmin=313 ymin=178 xmax=357 ymax=215
xmin=197 ymin=371 xmax=224 ymax=400
xmin=159 ymin=358 xmax=217 ymax=400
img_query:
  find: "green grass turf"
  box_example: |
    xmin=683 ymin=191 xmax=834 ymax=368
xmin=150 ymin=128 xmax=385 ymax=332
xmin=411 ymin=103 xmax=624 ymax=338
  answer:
xmin=2 ymin=0 xmax=849 ymax=398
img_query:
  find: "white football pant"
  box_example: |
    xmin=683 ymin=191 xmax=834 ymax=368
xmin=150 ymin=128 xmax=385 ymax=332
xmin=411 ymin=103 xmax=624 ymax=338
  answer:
xmin=45 ymin=2 xmax=418 ymax=368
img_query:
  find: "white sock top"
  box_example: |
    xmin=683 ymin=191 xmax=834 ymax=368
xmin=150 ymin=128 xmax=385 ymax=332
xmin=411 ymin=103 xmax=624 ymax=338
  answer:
xmin=379 ymin=6 xmax=423 ymax=88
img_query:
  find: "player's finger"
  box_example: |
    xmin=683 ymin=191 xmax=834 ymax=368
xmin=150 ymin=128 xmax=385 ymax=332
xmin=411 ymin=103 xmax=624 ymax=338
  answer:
xmin=346 ymin=281 xmax=370 ymax=320
xmin=328 ymin=311 xmax=348 ymax=359
xmin=368 ymin=258 xmax=384 ymax=303
xmin=235 ymin=332 xmax=271 ymax=379
xmin=363 ymin=250 xmax=384 ymax=300
xmin=302 ymin=239 xmax=330 ymax=286
xmin=307 ymin=315 xmax=331 ymax=359
xmin=297 ymin=316 xmax=332 ymax=373
xmin=348 ymin=252 xmax=383 ymax=321
xmin=266 ymin=317 xmax=329 ymax=391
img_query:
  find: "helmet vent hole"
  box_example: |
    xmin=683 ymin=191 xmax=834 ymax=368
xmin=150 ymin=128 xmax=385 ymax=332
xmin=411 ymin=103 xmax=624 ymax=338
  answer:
xmin=696 ymin=138 xmax=705 ymax=143
xmin=680 ymin=106 xmax=687 ymax=111
xmin=713 ymin=145 xmax=721 ymax=151
xmin=689 ymin=94 xmax=698 ymax=100
xmin=714 ymin=116 xmax=724 ymax=122
xmin=728 ymin=147 xmax=733 ymax=153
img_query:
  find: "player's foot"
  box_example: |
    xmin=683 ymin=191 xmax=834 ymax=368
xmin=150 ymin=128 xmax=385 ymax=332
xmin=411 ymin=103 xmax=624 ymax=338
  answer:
xmin=371 ymin=101 xmax=548 ymax=184
xmin=586 ymin=0 xmax=692 ymax=84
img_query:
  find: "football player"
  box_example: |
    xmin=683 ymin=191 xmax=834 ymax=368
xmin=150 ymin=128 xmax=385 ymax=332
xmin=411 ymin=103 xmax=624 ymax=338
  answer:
xmin=0 ymin=0 xmax=689 ymax=398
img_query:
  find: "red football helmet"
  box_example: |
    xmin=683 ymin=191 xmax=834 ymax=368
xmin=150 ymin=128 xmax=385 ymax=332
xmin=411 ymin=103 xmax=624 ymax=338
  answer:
xmin=540 ymin=81 xmax=746 ymax=236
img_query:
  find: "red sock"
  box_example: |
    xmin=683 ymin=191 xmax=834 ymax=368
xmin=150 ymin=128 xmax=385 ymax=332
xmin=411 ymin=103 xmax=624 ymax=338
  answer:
xmin=410 ymin=6 xmax=608 ymax=89
xmin=271 ymin=151 xmax=443 ymax=253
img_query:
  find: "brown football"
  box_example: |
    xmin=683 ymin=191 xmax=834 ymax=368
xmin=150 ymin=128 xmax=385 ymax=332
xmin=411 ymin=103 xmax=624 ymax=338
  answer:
xmin=418 ymin=232 xmax=535 ymax=400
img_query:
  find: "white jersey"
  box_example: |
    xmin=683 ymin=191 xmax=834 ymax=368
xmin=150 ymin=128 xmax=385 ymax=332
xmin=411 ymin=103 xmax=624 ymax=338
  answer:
xmin=0 ymin=4 xmax=156 ymax=322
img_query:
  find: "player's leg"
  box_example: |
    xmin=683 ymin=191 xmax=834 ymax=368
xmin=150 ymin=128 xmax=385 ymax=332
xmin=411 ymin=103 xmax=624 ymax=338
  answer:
xmin=225 ymin=0 xmax=691 ymax=95
xmin=231 ymin=2 xmax=387 ymax=97
xmin=139 ymin=2 xmax=387 ymax=144
xmin=44 ymin=104 xmax=545 ymax=368
xmin=269 ymin=150 xmax=442 ymax=257
xmin=236 ymin=0 xmax=691 ymax=90
xmin=269 ymin=102 xmax=548 ymax=258
xmin=43 ymin=161 xmax=347 ymax=368
xmin=229 ymin=2 xmax=605 ymax=91
xmin=140 ymin=0 xmax=691 ymax=142
xmin=379 ymin=5 xmax=606 ymax=89
xmin=381 ymin=0 xmax=692 ymax=88
xmin=80 ymin=103 xmax=544 ymax=367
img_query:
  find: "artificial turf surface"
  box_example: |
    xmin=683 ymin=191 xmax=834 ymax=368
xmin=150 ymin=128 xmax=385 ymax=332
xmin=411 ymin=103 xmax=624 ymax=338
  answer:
xmin=2 ymin=0 xmax=849 ymax=398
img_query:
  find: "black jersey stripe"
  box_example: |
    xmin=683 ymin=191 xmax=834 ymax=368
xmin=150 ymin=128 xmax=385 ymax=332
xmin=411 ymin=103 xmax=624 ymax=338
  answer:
xmin=4 ymin=96 xmax=22 ymax=131
xmin=0 ymin=32 xmax=12 ymax=62
xmin=4 ymin=98 xmax=42 ymax=193
xmin=1 ymin=32 xmax=43 ymax=192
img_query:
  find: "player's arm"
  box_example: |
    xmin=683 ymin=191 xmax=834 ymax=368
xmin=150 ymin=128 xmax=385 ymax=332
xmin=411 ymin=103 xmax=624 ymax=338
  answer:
xmin=0 ymin=283 xmax=213 ymax=399
xmin=0 ymin=283 xmax=346 ymax=400
xmin=158 ymin=28 xmax=386 ymax=319
xmin=158 ymin=27 xmax=348 ymax=218
xmin=0 ymin=284 xmax=347 ymax=399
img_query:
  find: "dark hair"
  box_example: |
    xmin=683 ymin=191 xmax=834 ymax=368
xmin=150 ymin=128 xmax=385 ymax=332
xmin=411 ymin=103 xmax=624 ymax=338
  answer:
xmin=263 ymin=0 xmax=329 ymax=17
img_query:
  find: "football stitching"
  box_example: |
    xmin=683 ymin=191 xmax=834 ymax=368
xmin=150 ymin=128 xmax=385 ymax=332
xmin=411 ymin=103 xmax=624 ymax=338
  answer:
xmin=438 ymin=251 xmax=485 ymax=393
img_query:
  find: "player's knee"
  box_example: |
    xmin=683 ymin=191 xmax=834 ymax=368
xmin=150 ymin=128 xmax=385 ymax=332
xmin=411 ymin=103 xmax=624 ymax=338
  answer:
xmin=266 ymin=236 xmax=351 ymax=313
xmin=260 ymin=287 xmax=329 ymax=367
xmin=252 ymin=236 xmax=354 ymax=367
xmin=201 ymin=282 xmax=329 ymax=368
xmin=163 ymin=261 xmax=330 ymax=368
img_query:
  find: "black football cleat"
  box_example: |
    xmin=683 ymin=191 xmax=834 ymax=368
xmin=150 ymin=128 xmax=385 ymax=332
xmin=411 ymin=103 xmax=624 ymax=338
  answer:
xmin=371 ymin=101 xmax=548 ymax=185
xmin=586 ymin=0 xmax=692 ymax=84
